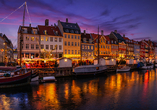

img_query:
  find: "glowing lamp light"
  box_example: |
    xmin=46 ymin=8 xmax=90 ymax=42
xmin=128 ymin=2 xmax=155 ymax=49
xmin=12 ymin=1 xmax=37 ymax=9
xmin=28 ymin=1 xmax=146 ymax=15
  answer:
xmin=64 ymin=59 xmax=67 ymax=62
xmin=112 ymin=59 xmax=114 ymax=61
xmin=1 ymin=49 xmax=4 ymax=52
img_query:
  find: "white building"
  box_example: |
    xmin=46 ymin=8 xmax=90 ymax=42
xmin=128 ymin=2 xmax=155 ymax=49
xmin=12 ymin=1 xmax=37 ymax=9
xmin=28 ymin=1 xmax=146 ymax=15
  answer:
xmin=17 ymin=24 xmax=40 ymax=59
xmin=38 ymin=19 xmax=63 ymax=58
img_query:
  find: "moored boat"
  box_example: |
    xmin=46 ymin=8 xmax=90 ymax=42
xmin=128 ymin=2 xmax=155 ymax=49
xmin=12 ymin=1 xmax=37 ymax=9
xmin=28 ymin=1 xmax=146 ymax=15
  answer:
xmin=74 ymin=64 xmax=107 ymax=76
xmin=141 ymin=63 xmax=154 ymax=69
xmin=0 ymin=66 xmax=32 ymax=88
xmin=117 ymin=65 xmax=131 ymax=72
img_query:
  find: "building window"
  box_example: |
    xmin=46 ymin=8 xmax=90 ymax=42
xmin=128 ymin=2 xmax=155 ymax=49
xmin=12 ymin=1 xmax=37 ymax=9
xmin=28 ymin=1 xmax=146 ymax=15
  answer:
xmin=36 ymin=37 xmax=39 ymax=42
xmin=82 ymin=45 xmax=84 ymax=49
xmin=75 ymin=42 xmax=77 ymax=46
xmin=78 ymin=50 xmax=80 ymax=54
xmin=68 ymin=35 xmax=70 ymax=38
xmin=59 ymin=38 xmax=62 ymax=42
xmin=71 ymin=35 xmax=73 ymax=39
xmin=36 ymin=45 xmax=39 ymax=49
xmin=91 ymin=46 xmax=93 ymax=50
xmin=41 ymin=37 xmax=44 ymax=41
xmin=45 ymin=37 xmax=48 ymax=41
xmin=72 ymin=50 xmax=74 ymax=54
xmin=50 ymin=45 xmax=53 ymax=50
xmin=31 ymin=37 xmax=34 ymax=41
xmin=26 ymin=37 xmax=29 ymax=41
xmin=26 ymin=44 xmax=29 ymax=49
xmin=85 ymin=46 xmax=87 ymax=49
xmin=78 ymin=36 xmax=80 ymax=39
xmin=65 ymin=50 xmax=67 ymax=54
xmin=31 ymin=44 xmax=34 ymax=49
xmin=71 ymin=42 xmax=73 ymax=46
xmin=88 ymin=46 xmax=90 ymax=49
xmin=78 ymin=42 xmax=79 ymax=46
xmin=46 ymin=45 xmax=49 ymax=49
xmin=41 ymin=45 xmax=44 ymax=49
xmin=68 ymin=50 xmax=70 ymax=54
xmin=75 ymin=35 xmax=77 ymax=39
xmin=75 ymin=50 xmax=77 ymax=54
xmin=59 ymin=45 xmax=62 ymax=50
xmin=50 ymin=37 xmax=53 ymax=42
xmin=68 ymin=42 xmax=70 ymax=46
xmin=65 ymin=41 xmax=67 ymax=46
xmin=44 ymin=30 xmax=47 ymax=35
xmin=64 ymin=34 xmax=67 ymax=38
xmin=55 ymin=37 xmax=57 ymax=42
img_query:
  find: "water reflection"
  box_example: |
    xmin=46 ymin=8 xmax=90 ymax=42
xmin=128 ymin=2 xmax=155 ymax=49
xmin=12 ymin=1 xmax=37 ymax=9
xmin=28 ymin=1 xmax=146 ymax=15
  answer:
xmin=0 ymin=69 xmax=157 ymax=109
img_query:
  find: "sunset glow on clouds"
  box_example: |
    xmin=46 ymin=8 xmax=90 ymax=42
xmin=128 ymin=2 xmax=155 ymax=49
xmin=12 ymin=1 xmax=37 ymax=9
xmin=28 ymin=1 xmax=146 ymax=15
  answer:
xmin=0 ymin=0 xmax=157 ymax=47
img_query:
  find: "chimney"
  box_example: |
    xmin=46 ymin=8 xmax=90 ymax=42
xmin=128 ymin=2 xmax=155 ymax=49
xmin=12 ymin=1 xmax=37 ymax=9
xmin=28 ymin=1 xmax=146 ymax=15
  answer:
xmin=45 ymin=19 xmax=49 ymax=26
xmin=101 ymin=30 xmax=103 ymax=36
xmin=84 ymin=30 xmax=86 ymax=35
xmin=29 ymin=24 xmax=31 ymax=27
xmin=123 ymin=34 xmax=125 ymax=37
xmin=66 ymin=18 xmax=68 ymax=23
xmin=114 ymin=30 xmax=117 ymax=34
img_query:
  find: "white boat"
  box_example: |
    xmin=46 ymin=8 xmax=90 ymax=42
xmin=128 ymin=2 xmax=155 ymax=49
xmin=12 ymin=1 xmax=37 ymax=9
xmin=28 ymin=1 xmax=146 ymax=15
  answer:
xmin=40 ymin=76 xmax=57 ymax=83
xmin=74 ymin=64 xmax=107 ymax=76
xmin=117 ymin=65 xmax=131 ymax=72
xmin=141 ymin=63 xmax=154 ymax=69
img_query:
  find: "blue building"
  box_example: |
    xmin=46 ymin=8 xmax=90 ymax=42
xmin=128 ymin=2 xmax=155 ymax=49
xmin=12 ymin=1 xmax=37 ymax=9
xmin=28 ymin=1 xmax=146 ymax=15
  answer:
xmin=81 ymin=30 xmax=94 ymax=61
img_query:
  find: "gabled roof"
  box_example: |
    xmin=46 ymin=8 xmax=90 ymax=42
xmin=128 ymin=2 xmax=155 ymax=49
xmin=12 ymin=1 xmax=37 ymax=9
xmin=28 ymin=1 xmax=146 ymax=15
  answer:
xmin=112 ymin=32 xmax=125 ymax=43
xmin=60 ymin=21 xmax=81 ymax=34
xmin=38 ymin=25 xmax=62 ymax=36
xmin=91 ymin=33 xmax=99 ymax=43
xmin=81 ymin=33 xmax=93 ymax=43
xmin=18 ymin=26 xmax=38 ymax=34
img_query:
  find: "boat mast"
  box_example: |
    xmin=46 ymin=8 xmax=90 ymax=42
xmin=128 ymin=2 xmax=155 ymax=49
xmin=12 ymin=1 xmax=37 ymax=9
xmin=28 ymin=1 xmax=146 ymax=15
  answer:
xmin=20 ymin=2 xmax=26 ymax=67
xmin=98 ymin=26 xmax=99 ymax=64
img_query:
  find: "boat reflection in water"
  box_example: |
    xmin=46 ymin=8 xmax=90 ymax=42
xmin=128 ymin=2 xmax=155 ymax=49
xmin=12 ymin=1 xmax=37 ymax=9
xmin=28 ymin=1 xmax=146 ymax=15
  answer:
xmin=0 ymin=69 xmax=157 ymax=109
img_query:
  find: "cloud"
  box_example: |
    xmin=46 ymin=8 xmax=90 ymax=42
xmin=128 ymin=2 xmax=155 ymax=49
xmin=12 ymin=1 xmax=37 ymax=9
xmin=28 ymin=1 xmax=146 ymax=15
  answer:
xmin=100 ymin=9 xmax=110 ymax=16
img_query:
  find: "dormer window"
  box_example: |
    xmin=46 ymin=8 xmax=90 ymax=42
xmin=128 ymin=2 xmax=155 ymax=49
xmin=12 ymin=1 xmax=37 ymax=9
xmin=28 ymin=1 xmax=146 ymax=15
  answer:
xmin=75 ymin=30 xmax=78 ymax=34
xmin=70 ymin=30 xmax=74 ymax=33
xmin=115 ymin=41 xmax=116 ymax=44
xmin=44 ymin=30 xmax=47 ymax=35
xmin=111 ymin=41 xmax=113 ymax=44
xmin=65 ymin=29 xmax=69 ymax=33
xmin=32 ymin=29 xmax=37 ymax=34
xmin=89 ymin=39 xmax=92 ymax=43
xmin=83 ymin=38 xmax=86 ymax=43
xmin=23 ymin=28 xmax=27 ymax=33
xmin=108 ymin=41 xmax=110 ymax=44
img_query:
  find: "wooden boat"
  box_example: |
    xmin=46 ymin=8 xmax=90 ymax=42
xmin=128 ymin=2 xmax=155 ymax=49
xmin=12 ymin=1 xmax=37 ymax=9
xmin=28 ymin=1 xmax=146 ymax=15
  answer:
xmin=117 ymin=65 xmax=131 ymax=72
xmin=74 ymin=65 xmax=107 ymax=76
xmin=0 ymin=66 xmax=32 ymax=88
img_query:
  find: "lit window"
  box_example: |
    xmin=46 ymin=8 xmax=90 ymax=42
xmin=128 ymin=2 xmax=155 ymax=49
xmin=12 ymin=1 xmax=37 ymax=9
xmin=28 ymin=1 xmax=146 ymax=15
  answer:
xmin=55 ymin=37 xmax=57 ymax=42
xmin=45 ymin=37 xmax=48 ymax=41
xmin=88 ymin=46 xmax=90 ymax=49
xmin=31 ymin=37 xmax=34 ymax=41
xmin=91 ymin=46 xmax=93 ymax=50
xmin=41 ymin=37 xmax=44 ymax=41
xmin=82 ymin=45 xmax=84 ymax=49
xmin=36 ymin=37 xmax=39 ymax=41
xmin=44 ymin=30 xmax=47 ymax=35
xmin=26 ymin=37 xmax=29 ymax=41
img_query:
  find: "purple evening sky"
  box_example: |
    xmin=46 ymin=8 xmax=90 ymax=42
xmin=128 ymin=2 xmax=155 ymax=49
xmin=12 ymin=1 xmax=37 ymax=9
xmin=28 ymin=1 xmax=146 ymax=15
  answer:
xmin=0 ymin=0 xmax=157 ymax=47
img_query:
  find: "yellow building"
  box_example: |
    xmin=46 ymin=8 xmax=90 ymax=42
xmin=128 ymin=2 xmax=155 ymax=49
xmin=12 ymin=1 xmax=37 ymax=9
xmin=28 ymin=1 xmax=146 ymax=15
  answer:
xmin=58 ymin=18 xmax=81 ymax=58
xmin=91 ymin=32 xmax=111 ymax=58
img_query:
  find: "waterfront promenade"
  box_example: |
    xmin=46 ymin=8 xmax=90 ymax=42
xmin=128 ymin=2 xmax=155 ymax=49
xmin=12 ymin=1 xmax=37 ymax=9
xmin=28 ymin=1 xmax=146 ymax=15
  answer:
xmin=0 ymin=69 xmax=157 ymax=110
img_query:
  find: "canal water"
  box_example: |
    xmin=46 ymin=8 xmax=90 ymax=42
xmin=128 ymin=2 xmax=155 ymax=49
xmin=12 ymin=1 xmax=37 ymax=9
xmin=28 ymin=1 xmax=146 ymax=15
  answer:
xmin=1 ymin=69 xmax=157 ymax=110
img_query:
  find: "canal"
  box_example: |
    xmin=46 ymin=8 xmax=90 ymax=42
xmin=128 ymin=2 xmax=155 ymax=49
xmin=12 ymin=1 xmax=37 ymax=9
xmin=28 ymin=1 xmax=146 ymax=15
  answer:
xmin=0 ymin=69 xmax=157 ymax=110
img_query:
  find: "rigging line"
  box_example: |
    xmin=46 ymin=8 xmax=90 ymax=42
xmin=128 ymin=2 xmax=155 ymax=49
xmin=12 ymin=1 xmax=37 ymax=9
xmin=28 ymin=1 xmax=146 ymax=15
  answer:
xmin=0 ymin=2 xmax=25 ymax=22
xmin=26 ymin=2 xmax=32 ymax=24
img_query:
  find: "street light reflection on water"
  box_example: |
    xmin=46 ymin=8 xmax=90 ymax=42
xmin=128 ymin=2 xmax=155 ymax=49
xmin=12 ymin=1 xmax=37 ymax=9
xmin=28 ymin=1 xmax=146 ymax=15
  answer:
xmin=0 ymin=69 xmax=157 ymax=109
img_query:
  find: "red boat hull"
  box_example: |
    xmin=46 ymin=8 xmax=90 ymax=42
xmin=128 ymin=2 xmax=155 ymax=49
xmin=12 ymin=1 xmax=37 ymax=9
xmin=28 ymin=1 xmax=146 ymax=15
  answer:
xmin=0 ymin=71 xmax=32 ymax=88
